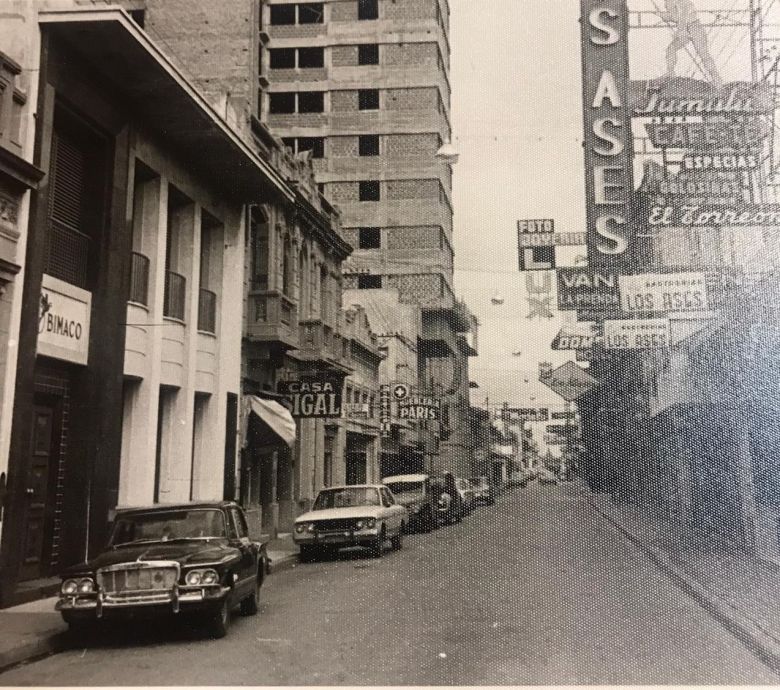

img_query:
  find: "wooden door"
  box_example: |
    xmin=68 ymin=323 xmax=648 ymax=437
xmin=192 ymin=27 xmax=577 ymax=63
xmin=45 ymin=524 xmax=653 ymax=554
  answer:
xmin=20 ymin=403 xmax=58 ymax=581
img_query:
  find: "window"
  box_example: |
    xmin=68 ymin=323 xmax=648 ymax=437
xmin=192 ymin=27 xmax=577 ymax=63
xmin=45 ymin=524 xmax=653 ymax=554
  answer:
xmin=358 ymin=43 xmax=379 ymax=65
xmin=358 ymin=274 xmax=382 ymax=289
xmin=359 ymin=134 xmax=380 ymax=156
xmin=299 ymin=2 xmax=324 ymax=23
xmin=317 ymin=183 xmax=326 ymax=195
xmin=270 ymin=4 xmax=296 ymax=24
xmin=358 ymin=89 xmax=379 ymax=110
xmin=269 ymin=92 xmax=295 ymax=114
xmin=297 ymin=136 xmax=325 ymax=158
xmin=251 ymin=207 xmax=269 ymax=290
xmin=298 ymin=47 xmax=324 ymax=68
xmin=270 ymin=48 xmax=296 ymax=69
xmin=359 ymin=180 xmax=380 ymax=201
xmin=298 ymin=91 xmax=324 ymax=113
xmin=358 ymin=0 xmax=379 ymax=20
xmin=358 ymin=227 xmax=381 ymax=249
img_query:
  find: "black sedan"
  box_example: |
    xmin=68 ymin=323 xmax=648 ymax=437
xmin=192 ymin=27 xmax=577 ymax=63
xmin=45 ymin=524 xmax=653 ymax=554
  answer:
xmin=55 ymin=501 xmax=268 ymax=639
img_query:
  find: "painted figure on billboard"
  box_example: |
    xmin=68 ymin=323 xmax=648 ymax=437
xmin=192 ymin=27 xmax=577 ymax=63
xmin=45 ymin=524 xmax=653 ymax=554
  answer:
xmin=661 ymin=0 xmax=723 ymax=87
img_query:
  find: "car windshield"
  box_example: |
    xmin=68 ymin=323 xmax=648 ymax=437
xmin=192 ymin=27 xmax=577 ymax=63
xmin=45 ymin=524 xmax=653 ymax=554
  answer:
xmin=313 ymin=487 xmax=381 ymax=510
xmin=110 ymin=509 xmax=227 ymax=546
xmin=385 ymin=481 xmax=424 ymax=497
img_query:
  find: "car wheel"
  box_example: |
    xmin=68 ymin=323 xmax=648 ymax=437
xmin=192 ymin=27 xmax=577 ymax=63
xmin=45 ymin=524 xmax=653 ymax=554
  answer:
xmin=370 ymin=527 xmax=385 ymax=558
xmin=206 ymin=597 xmax=230 ymax=639
xmin=421 ymin=509 xmax=434 ymax=533
xmin=240 ymin=569 xmax=262 ymax=616
xmin=391 ymin=525 xmax=404 ymax=550
xmin=299 ymin=545 xmax=318 ymax=563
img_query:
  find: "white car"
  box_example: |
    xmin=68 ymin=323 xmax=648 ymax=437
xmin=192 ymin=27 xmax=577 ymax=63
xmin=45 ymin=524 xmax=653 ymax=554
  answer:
xmin=293 ymin=485 xmax=408 ymax=561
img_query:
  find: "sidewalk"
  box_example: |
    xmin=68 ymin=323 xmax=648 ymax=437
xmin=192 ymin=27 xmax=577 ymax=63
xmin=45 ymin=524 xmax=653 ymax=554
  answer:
xmin=0 ymin=533 xmax=300 ymax=673
xmin=589 ymin=490 xmax=780 ymax=674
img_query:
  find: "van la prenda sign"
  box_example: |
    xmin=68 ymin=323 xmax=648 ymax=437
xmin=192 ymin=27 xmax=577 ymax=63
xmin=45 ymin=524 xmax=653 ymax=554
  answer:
xmin=37 ymin=274 xmax=91 ymax=366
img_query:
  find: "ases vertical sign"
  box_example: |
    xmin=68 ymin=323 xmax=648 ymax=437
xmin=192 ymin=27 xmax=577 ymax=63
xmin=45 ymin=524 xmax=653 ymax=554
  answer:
xmin=580 ymin=0 xmax=634 ymax=271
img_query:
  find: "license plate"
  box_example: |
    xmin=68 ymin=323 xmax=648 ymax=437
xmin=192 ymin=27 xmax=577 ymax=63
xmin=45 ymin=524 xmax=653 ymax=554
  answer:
xmin=324 ymin=535 xmax=346 ymax=543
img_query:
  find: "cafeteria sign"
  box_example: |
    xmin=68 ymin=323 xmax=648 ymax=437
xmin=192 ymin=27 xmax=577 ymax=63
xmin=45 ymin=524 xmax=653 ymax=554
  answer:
xmin=278 ymin=376 xmax=343 ymax=418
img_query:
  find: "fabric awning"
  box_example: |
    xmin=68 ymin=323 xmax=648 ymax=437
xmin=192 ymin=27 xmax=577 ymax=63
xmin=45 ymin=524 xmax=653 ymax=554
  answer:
xmin=244 ymin=396 xmax=296 ymax=449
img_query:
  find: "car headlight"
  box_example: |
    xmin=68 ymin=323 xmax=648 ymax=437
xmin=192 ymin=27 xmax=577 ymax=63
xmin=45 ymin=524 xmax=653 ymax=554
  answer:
xmin=61 ymin=579 xmax=79 ymax=596
xmin=295 ymin=522 xmax=315 ymax=533
xmin=185 ymin=569 xmax=220 ymax=586
xmin=201 ymin=569 xmax=219 ymax=585
xmin=185 ymin=570 xmax=203 ymax=586
xmin=77 ymin=578 xmax=95 ymax=594
xmin=365 ymin=518 xmax=376 ymax=529
xmin=355 ymin=520 xmax=365 ymax=529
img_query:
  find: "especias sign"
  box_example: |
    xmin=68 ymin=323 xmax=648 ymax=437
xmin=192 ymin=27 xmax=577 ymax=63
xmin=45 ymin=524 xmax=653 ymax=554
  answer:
xmin=580 ymin=1 xmax=634 ymax=270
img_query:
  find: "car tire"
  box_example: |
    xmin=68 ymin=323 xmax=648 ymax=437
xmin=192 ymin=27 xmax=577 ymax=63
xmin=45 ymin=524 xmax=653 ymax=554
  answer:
xmin=370 ymin=527 xmax=385 ymax=558
xmin=299 ymin=545 xmax=318 ymax=563
xmin=240 ymin=569 xmax=262 ymax=616
xmin=421 ymin=509 xmax=434 ymax=533
xmin=391 ymin=526 xmax=404 ymax=550
xmin=206 ymin=597 xmax=230 ymax=639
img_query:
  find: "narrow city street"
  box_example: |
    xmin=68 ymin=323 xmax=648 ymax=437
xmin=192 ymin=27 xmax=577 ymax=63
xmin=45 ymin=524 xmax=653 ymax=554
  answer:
xmin=2 ymin=482 xmax=776 ymax=686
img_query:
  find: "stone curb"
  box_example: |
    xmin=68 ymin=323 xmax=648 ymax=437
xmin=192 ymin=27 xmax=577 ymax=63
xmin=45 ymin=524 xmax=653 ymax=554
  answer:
xmin=0 ymin=630 xmax=71 ymax=674
xmin=589 ymin=496 xmax=780 ymax=676
xmin=268 ymin=552 xmax=299 ymax=575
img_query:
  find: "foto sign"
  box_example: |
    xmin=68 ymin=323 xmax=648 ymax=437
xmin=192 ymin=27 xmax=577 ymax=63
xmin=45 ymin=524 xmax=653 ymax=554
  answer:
xmin=518 ymin=232 xmax=587 ymax=248
xmin=580 ymin=0 xmax=634 ymax=269
xmin=37 ymin=274 xmax=91 ymax=366
xmin=519 ymin=245 xmax=556 ymax=271
xmin=278 ymin=376 xmax=343 ymax=418
xmin=557 ymin=268 xmax=620 ymax=311
xmin=604 ymin=318 xmax=670 ymax=349
xmin=619 ymin=273 xmax=708 ymax=313
xmin=518 ymin=219 xmax=554 ymax=234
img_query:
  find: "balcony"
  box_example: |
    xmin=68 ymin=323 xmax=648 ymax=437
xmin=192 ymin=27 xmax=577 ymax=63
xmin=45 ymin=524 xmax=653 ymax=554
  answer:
xmin=198 ymin=288 xmax=217 ymax=333
xmin=163 ymin=270 xmax=186 ymax=321
xmin=128 ymin=251 xmax=150 ymax=306
xmin=245 ymin=290 xmax=299 ymax=349
xmin=294 ymin=319 xmax=352 ymax=373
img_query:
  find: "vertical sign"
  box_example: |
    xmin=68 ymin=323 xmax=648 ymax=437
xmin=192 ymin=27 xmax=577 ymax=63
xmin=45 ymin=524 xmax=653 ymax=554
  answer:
xmin=379 ymin=384 xmax=391 ymax=437
xmin=580 ymin=0 xmax=634 ymax=271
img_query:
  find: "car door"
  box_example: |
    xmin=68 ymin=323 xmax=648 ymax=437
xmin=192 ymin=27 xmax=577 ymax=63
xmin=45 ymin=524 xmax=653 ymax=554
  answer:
xmin=229 ymin=507 xmax=256 ymax=599
xmin=380 ymin=488 xmax=402 ymax=534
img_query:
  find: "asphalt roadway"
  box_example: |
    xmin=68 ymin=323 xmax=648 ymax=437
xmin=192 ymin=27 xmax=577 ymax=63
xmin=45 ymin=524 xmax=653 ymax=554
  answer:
xmin=2 ymin=481 xmax=777 ymax=685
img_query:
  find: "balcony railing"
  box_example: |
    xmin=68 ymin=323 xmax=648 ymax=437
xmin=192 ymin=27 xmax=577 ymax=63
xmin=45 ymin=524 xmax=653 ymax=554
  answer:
xmin=163 ymin=270 xmax=186 ymax=321
xmin=128 ymin=252 xmax=150 ymax=306
xmin=45 ymin=220 xmax=90 ymax=289
xmin=198 ymin=288 xmax=217 ymax=333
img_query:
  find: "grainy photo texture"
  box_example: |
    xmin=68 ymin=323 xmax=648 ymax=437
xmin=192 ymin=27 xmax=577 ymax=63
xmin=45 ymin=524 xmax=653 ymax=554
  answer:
xmin=0 ymin=0 xmax=778 ymax=685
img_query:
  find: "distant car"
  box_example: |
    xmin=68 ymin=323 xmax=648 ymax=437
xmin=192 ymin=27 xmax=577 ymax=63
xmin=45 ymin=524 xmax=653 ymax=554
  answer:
xmin=293 ymin=485 xmax=407 ymax=560
xmin=455 ymin=478 xmax=475 ymax=514
xmin=383 ymin=474 xmax=437 ymax=532
xmin=430 ymin=473 xmax=463 ymax=525
xmin=538 ymin=469 xmax=559 ymax=485
xmin=55 ymin=501 xmax=268 ymax=639
xmin=470 ymin=476 xmax=495 ymax=506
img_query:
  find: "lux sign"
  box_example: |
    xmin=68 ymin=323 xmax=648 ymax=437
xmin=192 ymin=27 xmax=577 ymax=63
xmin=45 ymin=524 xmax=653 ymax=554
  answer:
xmin=581 ymin=1 xmax=634 ymax=271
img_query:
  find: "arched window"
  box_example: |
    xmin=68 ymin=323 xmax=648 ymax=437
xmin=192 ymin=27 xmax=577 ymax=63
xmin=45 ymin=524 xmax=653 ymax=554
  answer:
xmin=320 ymin=265 xmax=330 ymax=323
xmin=250 ymin=207 xmax=269 ymax=290
xmin=298 ymin=246 xmax=308 ymax=318
xmin=282 ymin=235 xmax=294 ymax=297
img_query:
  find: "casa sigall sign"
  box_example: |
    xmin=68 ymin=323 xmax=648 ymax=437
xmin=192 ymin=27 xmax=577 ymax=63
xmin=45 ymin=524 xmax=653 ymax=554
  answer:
xmin=398 ymin=396 xmax=440 ymax=421
xmin=37 ymin=274 xmax=91 ymax=366
xmin=604 ymin=318 xmax=671 ymax=350
xmin=580 ymin=0 xmax=635 ymax=270
xmin=278 ymin=376 xmax=343 ymax=418
xmin=619 ymin=273 xmax=708 ymax=314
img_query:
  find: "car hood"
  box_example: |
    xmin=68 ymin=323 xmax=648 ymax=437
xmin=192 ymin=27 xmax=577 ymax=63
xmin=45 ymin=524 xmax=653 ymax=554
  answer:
xmin=296 ymin=506 xmax=385 ymax=522
xmin=62 ymin=540 xmax=240 ymax=575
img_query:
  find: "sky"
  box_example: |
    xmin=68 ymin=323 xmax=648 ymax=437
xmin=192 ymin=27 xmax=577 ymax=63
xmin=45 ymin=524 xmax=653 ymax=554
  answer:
xmin=449 ymin=0 xmax=760 ymax=411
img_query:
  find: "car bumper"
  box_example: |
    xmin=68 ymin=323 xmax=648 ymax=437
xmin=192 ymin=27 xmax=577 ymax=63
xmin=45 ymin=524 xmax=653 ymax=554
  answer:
xmin=56 ymin=585 xmax=230 ymax=617
xmin=294 ymin=529 xmax=380 ymax=548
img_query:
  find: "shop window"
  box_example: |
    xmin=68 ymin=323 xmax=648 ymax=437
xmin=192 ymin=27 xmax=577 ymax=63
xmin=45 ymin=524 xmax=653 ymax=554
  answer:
xmin=270 ymin=48 xmax=296 ymax=69
xmin=358 ymin=274 xmax=382 ymax=289
xmin=298 ymin=91 xmax=324 ymax=113
xmin=298 ymin=47 xmax=324 ymax=68
xmin=359 ymin=180 xmax=380 ymax=201
xmin=358 ymin=89 xmax=379 ymax=110
xmin=358 ymin=227 xmax=381 ymax=249
xmin=298 ymin=2 xmax=324 ymax=23
xmin=359 ymin=135 xmax=380 ymax=156
xmin=358 ymin=0 xmax=379 ymax=20
xmin=358 ymin=43 xmax=379 ymax=65
xmin=270 ymin=4 xmax=296 ymax=25
xmin=269 ymin=92 xmax=296 ymax=114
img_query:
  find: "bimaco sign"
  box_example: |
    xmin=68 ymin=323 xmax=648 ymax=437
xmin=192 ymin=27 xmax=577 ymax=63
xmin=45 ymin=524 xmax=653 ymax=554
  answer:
xmin=37 ymin=274 xmax=91 ymax=366
xmin=580 ymin=0 xmax=634 ymax=270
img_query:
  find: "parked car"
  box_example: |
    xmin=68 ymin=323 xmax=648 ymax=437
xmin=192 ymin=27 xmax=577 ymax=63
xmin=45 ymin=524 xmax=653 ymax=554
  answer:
xmin=470 ymin=476 xmax=495 ymax=506
xmin=538 ymin=468 xmax=559 ymax=485
xmin=431 ymin=473 xmax=463 ymax=525
xmin=294 ymin=485 xmax=407 ymax=560
xmin=382 ymin=474 xmax=437 ymax=532
xmin=55 ymin=501 xmax=269 ymax=639
xmin=455 ymin=477 xmax=475 ymax=514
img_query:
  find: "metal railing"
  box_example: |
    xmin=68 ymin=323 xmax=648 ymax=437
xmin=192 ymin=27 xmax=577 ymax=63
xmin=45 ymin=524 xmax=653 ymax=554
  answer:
xmin=45 ymin=220 xmax=90 ymax=289
xmin=163 ymin=271 xmax=186 ymax=321
xmin=198 ymin=288 xmax=217 ymax=333
xmin=128 ymin=252 xmax=150 ymax=306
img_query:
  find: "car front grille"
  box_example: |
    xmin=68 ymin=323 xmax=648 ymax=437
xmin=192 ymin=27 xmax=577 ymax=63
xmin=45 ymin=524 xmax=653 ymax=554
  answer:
xmin=314 ymin=518 xmax=362 ymax=532
xmin=97 ymin=562 xmax=179 ymax=596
